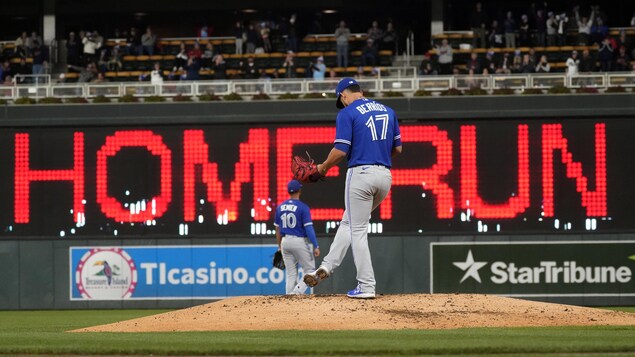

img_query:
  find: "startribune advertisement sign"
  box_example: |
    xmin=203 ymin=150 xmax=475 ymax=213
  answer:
xmin=430 ymin=241 xmax=635 ymax=296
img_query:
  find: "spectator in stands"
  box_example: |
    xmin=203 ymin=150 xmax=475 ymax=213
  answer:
xmin=504 ymin=11 xmax=517 ymax=49
xmin=174 ymin=42 xmax=189 ymax=71
xmin=29 ymin=32 xmax=42 ymax=54
xmin=615 ymin=46 xmax=632 ymax=72
xmin=466 ymin=52 xmax=481 ymax=74
xmin=150 ymin=62 xmax=163 ymax=85
xmin=188 ymin=42 xmax=202 ymax=60
xmin=534 ymin=10 xmax=547 ymax=47
xmin=546 ymin=12 xmax=557 ymax=46
xmin=419 ymin=53 xmax=437 ymax=75
xmin=68 ymin=62 xmax=98 ymax=83
xmin=311 ymin=56 xmax=326 ymax=80
xmin=82 ymin=32 xmax=99 ymax=65
xmin=483 ymin=49 xmax=497 ymax=73
xmin=2 ymin=75 xmax=13 ymax=86
xmin=555 ymin=12 xmax=569 ymax=46
xmin=199 ymin=25 xmax=209 ymax=38
xmin=260 ymin=22 xmax=272 ymax=53
xmin=335 ymin=21 xmax=351 ymax=67
xmin=0 ymin=61 xmax=11 ymax=82
xmin=616 ymin=31 xmax=633 ymax=61
xmin=354 ymin=66 xmax=366 ymax=79
xmin=518 ymin=14 xmax=531 ymax=47
xmin=31 ymin=41 xmax=49 ymax=75
xmin=108 ymin=45 xmax=123 ymax=71
xmin=535 ymin=55 xmax=551 ymax=72
xmin=141 ymin=27 xmax=157 ymax=56
xmin=469 ymin=2 xmax=488 ymax=49
xmin=579 ymin=48 xmax=596 ymax=72
xmin=497 ymin=52 xmax=512 ymax=74
xmin=511 ymin=50 xmax=522 ymax=73
xmin=381 ymin=22 xmax=398 ymax=53
xmin=202 ymin=42 xmax=215 ymax=70
xmin=286 ymin=14 xmax=299 ymax=53
xmin=520 ymin=54 xmax=535 ymax=73
xmin=235 ymin=21 xmax=245 ymax=55
xmin=598 ymin=37 xmax=614 ymax=72
xmin=574 ymin=6 xmax=594 ymax=46
xmin=212 ymin=54 xmax=227 ymax=79
xmin=436 ymin=39 xmax=453 ymax=75
xmin=14 ymin=32 xmax=29 ymax=58
xmin=241 ymin=56 xmax=259 ymax=79
xmin=487 ymin=20 xmax=503 ymax=48
xmin=591 ymin=17 xmax=608 ymax=46
xmin=246 ymin=24 xmax=258 ymax=54
xmin=367 ymin=20 xmax=383 ymax=47
xmin=184 ymin=57 xmax=201 ymax=81
xmin=92 ymin=31 xmax=104 ymax=51
xmin=281 ymin=50 xmax=296 ymax=78
xmin=97 ymin=49 xmax=109 ymax=72
xmin=93 ymin=72 xmax=106 ymax=83
xmin=361 ymin=39 xmax=379 ymax=66
xmin=67 ymin=32 xmax=81 ymax=67
xmin=126 ymin=27 xmax=142 ymax=55
xmin=565 ymin=50 xmax=579 ymax=76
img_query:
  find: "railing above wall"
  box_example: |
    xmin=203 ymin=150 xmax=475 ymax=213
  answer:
xmin=2 ymin=70 xmax=635 ymax=101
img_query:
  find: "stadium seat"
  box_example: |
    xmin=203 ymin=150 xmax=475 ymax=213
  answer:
xmin=136 ymin=55 xmax=151 ymax=71
xmin=221 ymin=39 xmax=235 ymax=53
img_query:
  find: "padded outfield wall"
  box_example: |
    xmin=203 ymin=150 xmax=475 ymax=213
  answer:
xmin=0 ymin=94 xmax=634 ymax=309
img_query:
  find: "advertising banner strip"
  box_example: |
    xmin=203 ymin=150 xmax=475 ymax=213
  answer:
xmin=430 ymin=241 xmax=635 ymax=297
xmin=69 ymin=245 xmax=284 ymax=301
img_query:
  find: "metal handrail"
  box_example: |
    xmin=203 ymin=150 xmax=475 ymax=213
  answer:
xmin=1 ymin=71 xmax=634 ymax=100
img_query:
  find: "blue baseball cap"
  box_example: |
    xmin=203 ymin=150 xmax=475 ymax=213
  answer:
xmin=335 ymin=77 xmax=359 ymax=109
xmin=287 ymin=179 xmax=303 ymax=193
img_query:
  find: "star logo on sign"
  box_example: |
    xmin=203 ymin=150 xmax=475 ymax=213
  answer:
xmin=453 ymin=250 xmax=488 ymax=283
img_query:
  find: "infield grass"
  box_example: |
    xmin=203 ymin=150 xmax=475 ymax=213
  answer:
xmin=0 ymin=309 xmax=634 ymax=356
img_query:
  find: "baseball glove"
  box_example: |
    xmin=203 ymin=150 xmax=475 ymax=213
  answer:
xmin=273 ymin=250 xmax=285 ymax=270
xmin=291 ymin=152 xmax=325 ymax=183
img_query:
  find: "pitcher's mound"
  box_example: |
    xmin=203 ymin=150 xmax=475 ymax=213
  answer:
xmin=73 ymin=294 xmax=635 ymax=332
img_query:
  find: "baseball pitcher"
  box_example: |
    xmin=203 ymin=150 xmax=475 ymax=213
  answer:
xmin=301 ymin=77 xmax=402 ymax=299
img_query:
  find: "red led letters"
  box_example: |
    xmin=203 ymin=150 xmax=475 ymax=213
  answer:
xmin=13 ymin=123 xmax=609 ymax=226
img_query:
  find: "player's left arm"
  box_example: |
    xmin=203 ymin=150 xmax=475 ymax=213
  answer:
xmin=274 ymin=209 xmax=282 ymax=250
xmin=318 ymin=147 xmax=347 ymax=175
xmin=392 ymin=112 xmax=403 ymax=157
xmin=275 ymin=226 xmax=282 ymax=251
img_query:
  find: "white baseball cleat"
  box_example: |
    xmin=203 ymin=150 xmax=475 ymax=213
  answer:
xmin=347 ymin=286 xmax=375 ymax=299
xmin=291 ymin=281 xmax=308 ymax=294
xmin=303 ymin=266 xmax=329 ymax=287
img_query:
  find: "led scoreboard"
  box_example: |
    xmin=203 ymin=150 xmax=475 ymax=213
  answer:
xmin=3 ymin=119 xmax=634 ymax=237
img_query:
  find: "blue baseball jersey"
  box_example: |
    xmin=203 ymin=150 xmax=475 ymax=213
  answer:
xmin=333 ymin=98 xmax=402 ymax=168
xmin=274 ymin=199 xmax=318 ymax=247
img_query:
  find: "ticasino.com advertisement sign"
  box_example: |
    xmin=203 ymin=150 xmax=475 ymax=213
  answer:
xmin=69 ymin=245 xmax=284 ymax=300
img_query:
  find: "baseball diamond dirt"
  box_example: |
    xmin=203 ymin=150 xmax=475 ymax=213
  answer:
xmin=73 ymin=294 xmax=635 ymax=332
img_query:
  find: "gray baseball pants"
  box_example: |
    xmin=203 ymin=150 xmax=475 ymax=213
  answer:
xmin=320 ymin=165 xmax=392 ymax=294
xmin=281 ymin=236 xmax=315 ymax=294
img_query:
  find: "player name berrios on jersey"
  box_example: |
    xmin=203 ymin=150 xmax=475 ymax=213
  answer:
xmin=356 ymin=101 xmax=387 ymax=114
xmin=491 ymin=261 xmax=632 ymax=284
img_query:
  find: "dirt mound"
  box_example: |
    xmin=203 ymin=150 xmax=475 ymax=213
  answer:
xmin=73 ymin=294 xmax=635 ymax=332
